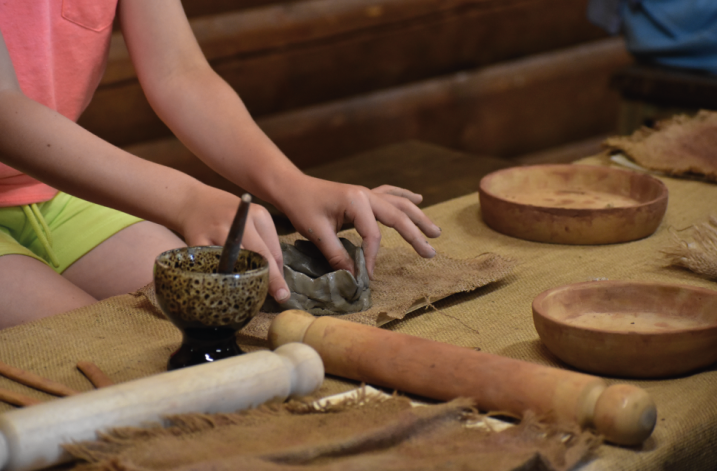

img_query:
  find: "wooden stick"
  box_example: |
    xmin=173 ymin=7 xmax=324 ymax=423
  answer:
xmin=0 ymin=361 xmax=79 ymax=397
xmin=218 ymin=193 xmax=252 ymax=274
xmin=0 ymin=388 xmax=42 ymax=407
xmin=76 ymin=362 xmax=115 ymax=389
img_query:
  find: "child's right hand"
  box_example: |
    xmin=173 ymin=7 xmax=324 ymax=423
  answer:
xmin=177 ymin=186 xmax=290 ymax=303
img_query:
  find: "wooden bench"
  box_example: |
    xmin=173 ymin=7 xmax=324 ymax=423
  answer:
xmin=610 ymin=62 xmax=717 ymax=134
xmin=82 ymin=0 xmax=629 ymax=169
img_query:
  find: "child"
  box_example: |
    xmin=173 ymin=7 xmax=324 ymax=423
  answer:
xmin=0 ymin=1 xmax=441 ymax=329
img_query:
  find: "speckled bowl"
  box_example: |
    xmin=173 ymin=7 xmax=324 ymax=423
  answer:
xmin=154 ymin=246 xmax=269 ymax=370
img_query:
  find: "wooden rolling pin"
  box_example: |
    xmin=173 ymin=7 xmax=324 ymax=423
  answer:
xmin=269 ymin=310 xmax=657 ymax=446
xmin=0 ymin=343 xmax=323 ymax=471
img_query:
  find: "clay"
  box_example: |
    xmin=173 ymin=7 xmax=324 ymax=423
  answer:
xmin=263 ymin=238 xmax=371 ymax=316
xmin=532 ymin=280 xmax=717 ymax=378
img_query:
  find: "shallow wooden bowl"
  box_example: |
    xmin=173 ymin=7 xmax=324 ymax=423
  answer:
xmin=533 ymin=281 xmax=717 ymax=378
xmin=478 ymin=164 xmax=668 ymax=244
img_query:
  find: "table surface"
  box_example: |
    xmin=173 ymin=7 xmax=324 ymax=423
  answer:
xmin=306 ymin=144 xmax=717 ymax=471
xmin=272 ymin=140 xmax=512 ymax=233
xmin=0 ymin=142 xmax=715 ymax=471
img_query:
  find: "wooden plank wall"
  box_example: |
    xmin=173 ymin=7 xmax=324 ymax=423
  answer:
xmin=80 ymin=0 xmax=629 ymax=173
xmin=257 ymin=38 xmax=631 ymax=167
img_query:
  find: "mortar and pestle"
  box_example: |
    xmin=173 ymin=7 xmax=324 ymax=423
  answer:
xmin=154 ymin=194 xmax=269 ymax=370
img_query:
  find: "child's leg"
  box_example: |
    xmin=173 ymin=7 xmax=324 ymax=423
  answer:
xmin=0 ymin=195 xmax=186 ymax=328
xmin=0 ymin=221 xmax=183 ymax=329
xmin=62 ymin=221 xmax=185 ymax=299
xmin=0 ymin=254 xmax=97 ymax=328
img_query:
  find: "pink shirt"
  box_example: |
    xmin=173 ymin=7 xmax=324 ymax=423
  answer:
xmin=0 ymin=0 xmax=118 ymax=207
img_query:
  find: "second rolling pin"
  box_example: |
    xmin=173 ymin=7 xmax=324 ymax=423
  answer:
xmin=0 ymin=343 xmax=323 ymax=471
xmin=268 ymin=310 xmax=656 ymax=446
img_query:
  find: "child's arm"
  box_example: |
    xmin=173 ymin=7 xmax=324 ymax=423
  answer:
xmin=119 ymin=0 xmax=441 ymax=278
xmin=0 ymin=26 xmax=289 ymax=300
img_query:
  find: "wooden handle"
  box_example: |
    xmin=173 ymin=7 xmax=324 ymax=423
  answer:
xmin=0 ymin=390 xmax=41 ymax=408
xmin=76 ymin=362 xmax=114 ymax=389
xmin=0 ymin=362 xmax=78 ymax=397
xmin=0 ymin=343 xmax=323 ymax=471
xmin=269 ymin=310 xmax=656 ymax=446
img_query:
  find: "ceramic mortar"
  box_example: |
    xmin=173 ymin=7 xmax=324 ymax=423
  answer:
xmin=154 ymin=246 xmax=269 ymax=370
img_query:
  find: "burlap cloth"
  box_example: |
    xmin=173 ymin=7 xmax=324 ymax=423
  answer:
xmin=65 ymin=396 xmax=597 ymax=471
xmin=241 ymin=231 xmax=514 ymax=340
xmin=1 ymin=154 xmax=716 ymax=469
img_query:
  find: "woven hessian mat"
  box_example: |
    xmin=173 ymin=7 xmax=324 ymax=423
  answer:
xmin=239 ymin=231 xmax=515 ymax=341
xmin=0 ymin=155 xmax=716 ymax=470
xmin=65 ymin=395 xmax=598 ymax=471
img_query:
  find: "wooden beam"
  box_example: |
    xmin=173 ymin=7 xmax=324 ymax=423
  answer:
xmin=181 ymin=0 xmax=304 ymax=19
xmin=125 ymin=38 xmax=631 ymax=174
xmin=82 ymin=0 xmax=606 ymax=147
xmin=106 ymin=0 xmax=605 ymax=85
xmin=257 ymin=37 xmax=632 ymax=166
xmin=112 ymin=1 xmax=302 ymax=30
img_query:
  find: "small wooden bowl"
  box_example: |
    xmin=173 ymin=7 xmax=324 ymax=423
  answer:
xmin=533 ymin=281 xmax=717 ymax=378
xmin=478 ymin=164 xmax=668 ymax=244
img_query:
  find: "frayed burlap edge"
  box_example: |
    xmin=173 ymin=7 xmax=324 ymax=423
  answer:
xmin=602 ymin=110 xmax=717 ymax=182
xmin=237 ymin=240 xmax=515 ymax=342
xmin=662 ymin=215 xmax=717 ymax=280
xmin=64 ymin=391 xmax=598 ymax=471
xmin=138 ymin=232 xmax=516 ymax=344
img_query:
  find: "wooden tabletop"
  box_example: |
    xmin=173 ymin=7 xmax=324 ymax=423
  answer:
xmin=0 ymin=151 xmax=714 ymax=470
xmin=305 ymin=140 xmax=512 ymax=208
xmin=272 ymin=140 xmax=513 ymax=233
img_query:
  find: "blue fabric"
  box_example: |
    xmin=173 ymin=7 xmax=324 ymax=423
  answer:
xmin=587 ymin=0 xmax=625 ymax=35
xmin=588 ymin=0 xmax=717 ymax=74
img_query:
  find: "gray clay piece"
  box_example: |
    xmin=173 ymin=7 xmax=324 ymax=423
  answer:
xmin=263 ymin=238 xmax=372 ymax=316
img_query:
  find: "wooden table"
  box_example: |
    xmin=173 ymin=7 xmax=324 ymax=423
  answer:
xmin=251 ymin=142 xmax=717 ymax=470
xmin=0 ymin=143 xmax=715 ymax=470
xmin=300 ymin=144 xmax=717 ymax=470
xmin=272 ymin=140 xmax=512 ymax=233
xmin=305 ymin=140 xmax=511 ymax=208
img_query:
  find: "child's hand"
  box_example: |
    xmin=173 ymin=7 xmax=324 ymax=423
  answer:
xmin=179 ymin=188 xmax=290 ymax=303
xmin=276 ymin=176 xmax=441 ymax=278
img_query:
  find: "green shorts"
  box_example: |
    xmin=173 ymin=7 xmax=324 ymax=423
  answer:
xmin=0 ymin=192 xmax=142 ymax=274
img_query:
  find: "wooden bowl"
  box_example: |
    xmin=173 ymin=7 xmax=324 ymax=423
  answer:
xmin=478 ymin=164 xmax=668 ymax=244
xmin=533 ymin=281 xmax=717 ymax=378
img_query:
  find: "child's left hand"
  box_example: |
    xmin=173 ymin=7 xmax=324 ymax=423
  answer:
xmin=274 ymin=175 xmax=441 ymax=279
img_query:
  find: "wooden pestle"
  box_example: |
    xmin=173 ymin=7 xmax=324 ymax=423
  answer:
xmin=0 ymin=361 xmax=78 ymax=397
xmin=217 ymin=193 xmax=252 ymax=274
xmin=0 ymin=343 xmax=323 ymax=471
xmin=269 ymin=310 xmax=657 ymax=446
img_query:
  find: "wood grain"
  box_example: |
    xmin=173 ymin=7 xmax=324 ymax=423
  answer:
xmin=82 ymin=0 xmax=607 ymax=147
xmin=77 ymin=362 xmax=115 ymax=389
xmin=0 ymin=388 xmax=42 ymax=407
